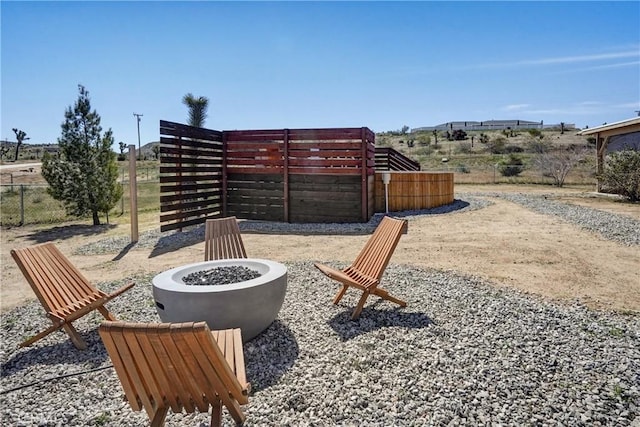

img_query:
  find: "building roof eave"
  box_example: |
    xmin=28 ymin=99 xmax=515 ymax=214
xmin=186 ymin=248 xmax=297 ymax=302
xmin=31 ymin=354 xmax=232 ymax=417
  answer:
xmin=578 ymin=117 xmax=640 ymax=135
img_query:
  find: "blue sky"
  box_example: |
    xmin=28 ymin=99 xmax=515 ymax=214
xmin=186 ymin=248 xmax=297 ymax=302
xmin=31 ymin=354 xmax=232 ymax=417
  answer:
xmin=2 ymin=1 xmax=639 ymax=149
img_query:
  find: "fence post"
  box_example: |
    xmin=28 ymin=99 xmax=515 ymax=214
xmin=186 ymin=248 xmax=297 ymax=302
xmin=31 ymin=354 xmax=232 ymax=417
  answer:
xmin=20 ymin=184 xmax=25 ymax=225
xmin=129 ymin=145 xmax=139 ymax=243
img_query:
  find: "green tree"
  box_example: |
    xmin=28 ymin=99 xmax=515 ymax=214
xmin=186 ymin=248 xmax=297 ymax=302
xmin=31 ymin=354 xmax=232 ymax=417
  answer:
xmin=42 ymin=85 xmax=123 ymax=225
xmin=598 ymin=149 xmax=640 ymax=202
xmin=182 ymin=93 xmax=209 ymax=127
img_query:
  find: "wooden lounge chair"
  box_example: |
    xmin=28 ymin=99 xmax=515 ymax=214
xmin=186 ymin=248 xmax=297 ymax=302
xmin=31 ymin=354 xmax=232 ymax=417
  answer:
xmin=10 ymin=242 xmax=134 ymax=350
xmin=204 ymin=216 xmax=247 ymax=261
xmin=314 ymin=216 xmax=408 ymax=320
xmin=99 ymin=321 xmax=250 ymax=427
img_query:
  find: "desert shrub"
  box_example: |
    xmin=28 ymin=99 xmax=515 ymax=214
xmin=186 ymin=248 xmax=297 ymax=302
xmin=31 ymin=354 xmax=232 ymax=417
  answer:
xmin=414 ymin=146 xmax=434 ymax=156
xmin=452 ymin=129 xmax=467 ymax=141
xmin=532 ymin=147 xmax=588 ymax=187
xmin=527 ymin=128 xmax=543 ymax=139
xmin=487 ymin=135 xmax=507 ymax=154
xmin=504 ymin=145 xmax=524 ymax=153
xmin=456 ymin=164 xmax=470 ymax=173
xmin=586 ymin=136 xmax=597 ymax=145
xmin=455 ymin=142 xmax=473 ymax=154
xmin=598 ymin=149 xmax=640 ymax=202
xmin=497 ymin=154 xmax=524 ymax=176
xmin=417 ymin=134 xmax=431 ymax=146
xmin=526 ymin=136 xmax=552 ymax=154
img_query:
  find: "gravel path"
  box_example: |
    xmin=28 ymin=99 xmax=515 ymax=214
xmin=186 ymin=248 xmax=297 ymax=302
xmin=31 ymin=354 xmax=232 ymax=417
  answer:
xmin=2 ymin=193 xmax=639 ymax=426
xmin=468 ymin=192 xmax=640 ymax=247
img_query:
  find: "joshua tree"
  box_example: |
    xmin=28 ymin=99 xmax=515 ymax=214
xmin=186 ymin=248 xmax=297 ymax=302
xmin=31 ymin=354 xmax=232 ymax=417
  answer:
xmin=182 ymin=93 xmax=209 ymax=127
xmin=12 ymin=128 xmax=29 ymax=161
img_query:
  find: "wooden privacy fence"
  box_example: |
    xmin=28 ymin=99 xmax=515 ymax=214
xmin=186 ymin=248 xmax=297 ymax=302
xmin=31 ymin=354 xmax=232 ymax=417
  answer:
xmin=225 ymin=127 xmax=375 ymax=223
xmin=159 ymin=122 xmax=223 ymax=232
xmin=160 ymin=122 xmax=375 ymax=231
xmin=374 ymin=172 xmax=454 ymax=212
xmin=374 ymin=147 xmax=420 ymax=171
xmin=160 ymin=122 xmax=455 ymax=232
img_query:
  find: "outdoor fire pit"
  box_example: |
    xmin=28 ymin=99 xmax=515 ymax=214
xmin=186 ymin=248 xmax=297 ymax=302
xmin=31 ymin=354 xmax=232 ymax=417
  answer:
xmin=152 ymin=259 xmax=287 ymax=342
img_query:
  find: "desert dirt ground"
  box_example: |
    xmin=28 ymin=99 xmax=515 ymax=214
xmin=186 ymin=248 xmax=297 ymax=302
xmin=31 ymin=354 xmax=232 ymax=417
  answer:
xmin=1 ymin=184 xmax=639 ymax=315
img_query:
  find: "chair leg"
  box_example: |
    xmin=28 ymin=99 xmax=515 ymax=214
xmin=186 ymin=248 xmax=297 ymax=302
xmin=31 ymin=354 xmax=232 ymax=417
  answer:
xmin=351 ymin=291 xmax=371 ymax=320
xmin=373 ymin=288 xmax=407 ymax=307
xmin=149 ymin=407 xmax=169 ymax=427
xmin=211 ymin=399 xmax=223 ymax=427
xmin=62 ymin=323 xmax=87 ymax=350
xmin=19 ymin=321 xmax=63 ymax=348
xmin=333 ymin=284 xmax=349 ymax=305
xmin=97 ymin=305 xmax=117 ymax=321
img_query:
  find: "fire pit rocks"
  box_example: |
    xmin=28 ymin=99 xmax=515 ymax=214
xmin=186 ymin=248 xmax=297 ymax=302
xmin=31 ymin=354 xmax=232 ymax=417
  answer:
xmin=152 ymin=259 xmax=287 ymax=342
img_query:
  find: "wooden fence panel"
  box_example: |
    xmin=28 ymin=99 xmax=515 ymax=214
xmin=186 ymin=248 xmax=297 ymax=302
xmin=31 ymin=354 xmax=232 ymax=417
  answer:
xmin=159 ymin=121 xmax=224 ymax=232
xmin=375 ymin=147 xmax=420 ymax=171
xmin=288 ymin=174 xmax=363 ymax=223
xmin=374 ymin=172 xmax=454 ymax=212
xmin=226 ymin=173 xmax=285 ymax=222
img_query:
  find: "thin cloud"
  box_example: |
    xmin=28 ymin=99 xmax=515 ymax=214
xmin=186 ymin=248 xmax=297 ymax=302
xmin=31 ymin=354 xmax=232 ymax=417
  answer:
xmin=511 ymin=101 xmax=638 ymax=117
xmin=463 ymin=49 xmax=640 ymax=70
xmin=549 ymin=61 xmax=640 ymax=75
xmin=503 ymin=104 xmax=530 ymax=111
xmin=612 ymin=102 xmax=640 ymax=109
xmin=515 ymin=51 xmax=639 ymax=66
xmin=577 ymin=101 xmax=604 ymax=106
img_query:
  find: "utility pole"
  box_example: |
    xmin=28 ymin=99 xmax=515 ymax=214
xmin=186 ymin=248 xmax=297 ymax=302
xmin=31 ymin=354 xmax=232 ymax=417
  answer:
xmin=133 ymin=113 xmax=143 ymax=161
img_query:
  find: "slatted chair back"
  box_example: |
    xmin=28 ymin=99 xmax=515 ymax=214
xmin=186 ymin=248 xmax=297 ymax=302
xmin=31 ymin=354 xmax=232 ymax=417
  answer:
xmin=204 ymin=216 xmax=247 ymax=261
xmin=348 ymin=216 xmax=407 ymax=282
xmin=99 ymin=321 xmax=249 ymax=427
xmin=10 ymin=242 xmax=134 ymax=349
xmin=12 ymin=242 xmax=105 ymax=317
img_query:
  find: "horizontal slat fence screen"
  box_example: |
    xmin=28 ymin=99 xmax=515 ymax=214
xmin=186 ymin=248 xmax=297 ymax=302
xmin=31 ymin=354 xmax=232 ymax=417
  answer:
xmin=374 ymin=172 xmax=454 ymax=212
xmin=224 ymin=127 xmax=375 ymax=223
xmin=159 ymin=121 xmax=224 ymax=232
xmin=159 ymin=123 xmax=376 ymax=229
xmin=375 ymin=147 xmax=421 ymax=171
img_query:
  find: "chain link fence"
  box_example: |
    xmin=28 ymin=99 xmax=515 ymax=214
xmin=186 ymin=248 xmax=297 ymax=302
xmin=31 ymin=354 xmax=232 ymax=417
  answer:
xmin=1 ymin=166 xmax=160 ymax=227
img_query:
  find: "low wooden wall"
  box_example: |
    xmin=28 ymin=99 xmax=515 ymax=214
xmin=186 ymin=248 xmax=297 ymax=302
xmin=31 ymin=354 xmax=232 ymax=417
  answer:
xmin=374 ymin=171 xmax=454 ymax=212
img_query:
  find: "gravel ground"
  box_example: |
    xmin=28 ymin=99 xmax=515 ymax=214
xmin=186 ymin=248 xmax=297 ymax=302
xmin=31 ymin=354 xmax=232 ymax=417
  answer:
xmin=471 ymin=192 xmax=640 ymax=247
xmin=1 ymin=194 xmax=639 ymax=426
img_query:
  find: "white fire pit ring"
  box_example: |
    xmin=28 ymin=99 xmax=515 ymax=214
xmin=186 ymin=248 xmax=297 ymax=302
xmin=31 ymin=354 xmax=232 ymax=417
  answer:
xmin=152 ymin=258 xmax=287 ymax=342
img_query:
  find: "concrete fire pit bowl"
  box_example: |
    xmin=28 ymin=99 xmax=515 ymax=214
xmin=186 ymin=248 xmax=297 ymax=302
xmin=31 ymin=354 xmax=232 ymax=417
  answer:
xmin=152 ymin=259 xmax=287 ymax=342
